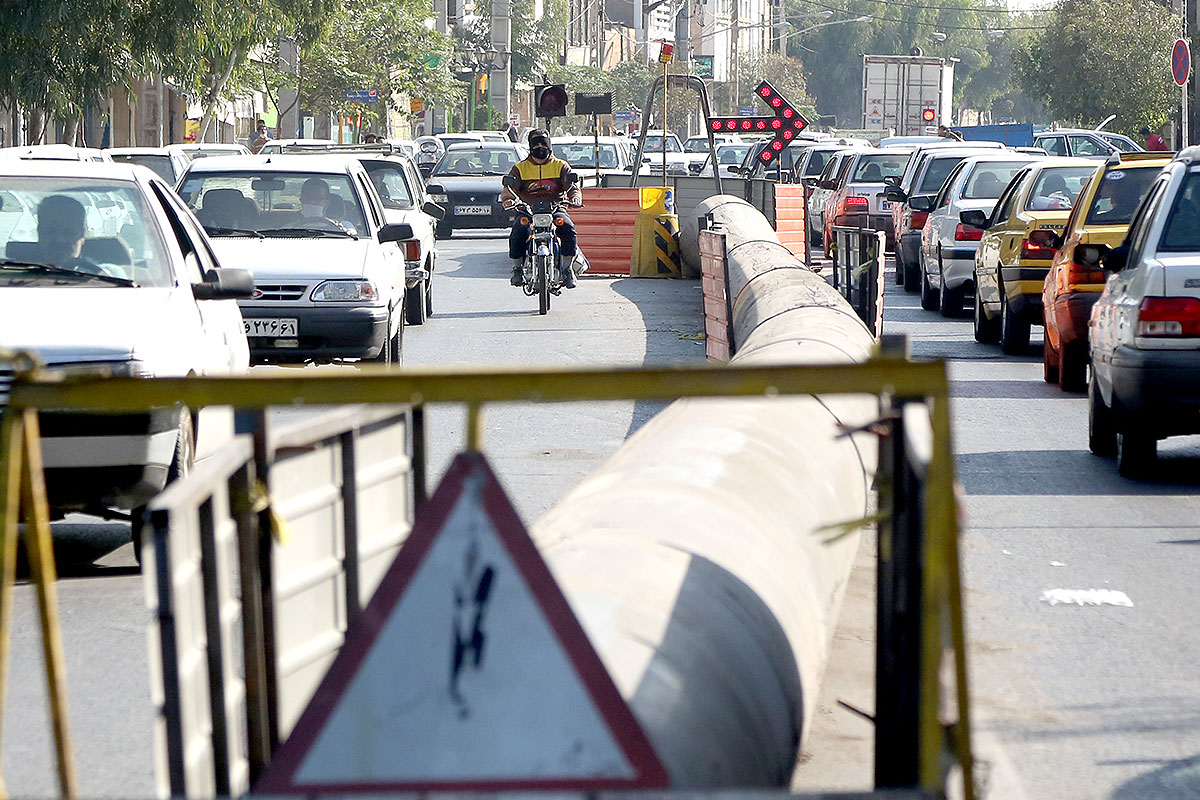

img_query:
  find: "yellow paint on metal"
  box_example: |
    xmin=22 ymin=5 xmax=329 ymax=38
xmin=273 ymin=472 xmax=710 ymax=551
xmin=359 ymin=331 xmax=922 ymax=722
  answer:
xmin=0 ymin=411 xmax=22 ymax=800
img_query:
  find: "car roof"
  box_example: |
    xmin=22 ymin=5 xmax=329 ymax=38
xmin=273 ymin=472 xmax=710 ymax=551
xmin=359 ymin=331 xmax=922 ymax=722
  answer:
xmin=173 ymin=143 xmax=249 ymax=150
xmin=182 ymin=154 xmax=364 ymax=173
xmin=105 ymin=147 xmax=174 ymax=156
xmin=0 ymin=158 xmax=149 ymax=181
xmin=0 ymin=144 xmax=112 ymax=161
xmin=443 ymin=142 xmax=524 ymax=152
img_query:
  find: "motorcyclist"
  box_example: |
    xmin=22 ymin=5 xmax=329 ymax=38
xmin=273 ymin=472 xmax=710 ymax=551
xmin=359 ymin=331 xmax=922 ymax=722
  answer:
xmin=500 ymin=129 xmax=582 ymax=289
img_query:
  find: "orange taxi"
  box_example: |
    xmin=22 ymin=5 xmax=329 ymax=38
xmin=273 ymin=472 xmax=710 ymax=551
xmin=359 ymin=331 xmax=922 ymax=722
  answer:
xmin=1041 ymin=152 xmax=1171 ymax=390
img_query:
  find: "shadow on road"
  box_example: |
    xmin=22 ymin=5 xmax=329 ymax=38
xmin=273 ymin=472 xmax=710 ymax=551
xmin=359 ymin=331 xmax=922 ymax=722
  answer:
xmin=12 ymin=519 xmax=137 ymax=579
xmin=957 ymin=448 xmax=1200 ymax=496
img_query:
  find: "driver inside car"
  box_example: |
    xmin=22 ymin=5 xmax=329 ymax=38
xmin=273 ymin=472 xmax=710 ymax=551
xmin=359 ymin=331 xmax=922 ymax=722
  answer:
xmin=500 ymin=129 xmax=582 ymax=289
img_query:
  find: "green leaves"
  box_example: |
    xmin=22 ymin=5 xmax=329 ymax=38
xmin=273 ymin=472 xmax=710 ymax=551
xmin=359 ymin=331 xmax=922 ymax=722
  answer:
xmin=1014 ymin=0 xmax=1180 ymax=133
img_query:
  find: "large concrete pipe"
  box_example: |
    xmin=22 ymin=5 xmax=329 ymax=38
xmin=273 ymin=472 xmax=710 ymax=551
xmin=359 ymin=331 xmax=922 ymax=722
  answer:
xmin=533 ymin=196 xmax=879 ymax=787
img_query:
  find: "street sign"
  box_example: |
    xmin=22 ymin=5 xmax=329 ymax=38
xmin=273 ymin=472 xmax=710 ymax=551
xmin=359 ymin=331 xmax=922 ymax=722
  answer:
xmin=658 ymin=41 xmax=675 ymax=63
xmin=1173 ymin=38 xmax=1191 ymax=87
xmin=707 ymin=80 xmax=810 ymax=166
xmin=614 ymin=110 xmax=636 ymax=122
xmin=737 ymin=106 xmax=757 ymax=116
xmin=344 ymin=89 xmax=379 ymax=104
xmin=693 ymin=55 xmax=714 ymax=79
xmin=254 ymin=452 xmax=669 ymax=794
xmin=575 ymin=91 xmax=613 ymax=116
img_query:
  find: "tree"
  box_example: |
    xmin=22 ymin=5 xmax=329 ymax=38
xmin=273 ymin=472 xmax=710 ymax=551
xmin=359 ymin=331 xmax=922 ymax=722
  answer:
xmin=1014 ymin=0 xmax=1179 ymax=134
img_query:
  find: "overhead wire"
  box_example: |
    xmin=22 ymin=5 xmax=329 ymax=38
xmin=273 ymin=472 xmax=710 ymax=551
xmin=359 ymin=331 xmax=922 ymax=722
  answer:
xmin=792 ymin=0 xmax=1056 ymax=29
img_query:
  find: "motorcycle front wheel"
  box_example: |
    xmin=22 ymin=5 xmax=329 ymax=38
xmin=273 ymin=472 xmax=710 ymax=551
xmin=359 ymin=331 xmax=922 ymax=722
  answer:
xmin=537 ymin=253 xmax=551 ymax=315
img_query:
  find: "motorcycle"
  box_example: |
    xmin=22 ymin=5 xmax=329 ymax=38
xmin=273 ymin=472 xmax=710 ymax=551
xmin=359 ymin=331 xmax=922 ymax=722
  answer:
xmin=502 ymin=175 xmax=586 ymax=315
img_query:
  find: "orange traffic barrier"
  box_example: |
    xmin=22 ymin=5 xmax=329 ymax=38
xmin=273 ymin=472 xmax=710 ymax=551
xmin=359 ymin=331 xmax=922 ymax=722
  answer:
xmin=699 ymin=229 xmax=731 ymax=362
xmin=774 ymin=184 xmax=808 ymax=262
xmin=572 ymin=188 xmax=640 ymax=275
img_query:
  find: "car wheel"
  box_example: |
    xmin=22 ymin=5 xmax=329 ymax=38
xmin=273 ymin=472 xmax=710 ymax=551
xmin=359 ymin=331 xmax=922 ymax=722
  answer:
xmin=425 ymin=269 xmax=434 ymax=317
xmin=132 ymin=410 xmax=194 ymax=566
xmin=371 ymin=311 xmax=399 ymax=365
xmin=1088 ymin=370 xmax=1117 ymax=457
xmin=919 ymin=258 xmax=940 ymax=310
xmin=1059 ymin=341 xmax=1087 ymax=392
xmin=1042 ymin=336 xmax=1060 ymax=384
xmin=1116 ymin=425 xmax=1156 ymax=478
xmin=973 ymin=286 xmax=1001 ymax=344
xmin=434 ymin=222 xmax=452 ymax=240
xmin=405 ymin=280 xmax=428 ymax=326
xmin=938 ymin=257 xmax=964 ymax=317
xmin=902 ymin=253 xmax=921 ymax=292
xmin=999 ymin=290 xmax=1030 ymax=355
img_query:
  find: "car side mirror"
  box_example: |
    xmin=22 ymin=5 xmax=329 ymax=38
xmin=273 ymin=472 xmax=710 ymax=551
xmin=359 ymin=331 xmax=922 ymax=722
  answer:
xmin=425 ymin=183 xmax=445 ymax=195
xmin=909 ymin=195 xmax=936 ymax=213
xmin=801 ymin=177 xmax=819 ymax=188
xmin=724 ymin=165 xmax=741 ymax=175
xmin=884 ymin=186 xmax=907 ymax=202
xmin=1102 ymin=243 xmax=1128 ymax=272
xmin=418 ymin=165 xmax=434 ymax=179
xmin=501 ymin=175 xmax=519 ymax=190
xmin=1076 ymin=242 xmax=1110 ymax=268
xmin=193 ymin=268 xmax=254 ymax=300
xmin=818 ymin=179 xmax=836 ymax=189
xmin=378 ymin=222 xmax=415 ymax=244
xmin=421 ymin=201 xmax=446 ymax=220
xmin=959 ymin=209 xmax=989 ymax=228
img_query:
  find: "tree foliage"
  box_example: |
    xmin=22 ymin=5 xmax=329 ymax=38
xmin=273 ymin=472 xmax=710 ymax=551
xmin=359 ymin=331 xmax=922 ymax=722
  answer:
xmin=1014 ymin=0 xmax=1180 ymax=134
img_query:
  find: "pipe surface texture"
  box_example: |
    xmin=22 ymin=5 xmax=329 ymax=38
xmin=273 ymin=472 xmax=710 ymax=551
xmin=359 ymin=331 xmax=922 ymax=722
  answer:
xmin=533 ymin=196 xmax=879 ymax=787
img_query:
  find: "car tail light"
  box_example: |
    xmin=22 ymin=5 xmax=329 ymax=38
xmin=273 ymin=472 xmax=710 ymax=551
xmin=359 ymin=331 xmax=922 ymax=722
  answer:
xmin=1020 ymin=229 xmax=1058 ymax=260
xmin=404 ymin=240 xmax=421 ymax=261
xmin=954 ymin=223 xmax=983 ymax=241
xmin=844 ymin=196 xmax=868 ymax=209
xmin=1066 ymin=262 xmax=1106 ymax=289
xmin=1135 ymin=296 xmax=1200 ymax=337
xmin=910 ymin=211 xmax=928 ymax=230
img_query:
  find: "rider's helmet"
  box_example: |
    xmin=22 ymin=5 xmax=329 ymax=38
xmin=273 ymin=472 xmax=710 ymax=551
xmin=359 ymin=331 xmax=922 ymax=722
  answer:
xmin=528 ymin=129 xmax=552 ymax=158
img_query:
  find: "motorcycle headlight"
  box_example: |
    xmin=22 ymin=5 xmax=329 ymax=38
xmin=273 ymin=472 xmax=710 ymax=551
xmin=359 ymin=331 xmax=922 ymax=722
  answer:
xmin=312 ymin=280 xmax=379 ymax=302
xmin=430 ymin=193 xmax=449 ymax=204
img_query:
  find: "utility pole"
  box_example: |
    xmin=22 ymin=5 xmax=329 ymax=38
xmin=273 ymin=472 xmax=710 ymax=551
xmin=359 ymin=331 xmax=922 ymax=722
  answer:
xmin=732 ymin=12 xmax=739 ymax=114
xmin=490 ymin=0 xmax=511 ymax=127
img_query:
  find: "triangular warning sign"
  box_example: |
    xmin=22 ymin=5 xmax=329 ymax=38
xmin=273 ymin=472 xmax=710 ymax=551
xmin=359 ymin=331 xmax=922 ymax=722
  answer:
xmin=255 ymin=452 xmax=668 ymax=793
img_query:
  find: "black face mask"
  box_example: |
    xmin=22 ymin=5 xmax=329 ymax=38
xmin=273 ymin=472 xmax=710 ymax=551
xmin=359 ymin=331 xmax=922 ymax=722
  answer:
xmin=531 ymin=146 xmax=551 ymax=159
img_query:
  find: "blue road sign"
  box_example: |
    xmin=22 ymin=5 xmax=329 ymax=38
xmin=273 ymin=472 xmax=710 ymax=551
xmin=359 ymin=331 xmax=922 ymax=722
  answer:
xmin=614 ymin=110 xmax=636 ymax=122
xmin=1173 ymin=39 xmax=1191 ymax=87
xmin=344 ymin=89 xmax=379 ymax=104
xmin=737 ymin=106 xmax=757 ymax=116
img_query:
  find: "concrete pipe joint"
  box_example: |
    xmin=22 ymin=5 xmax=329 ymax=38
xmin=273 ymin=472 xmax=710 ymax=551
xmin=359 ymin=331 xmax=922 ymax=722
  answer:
xmin=534 ymin=196 xmax=879 ymax=786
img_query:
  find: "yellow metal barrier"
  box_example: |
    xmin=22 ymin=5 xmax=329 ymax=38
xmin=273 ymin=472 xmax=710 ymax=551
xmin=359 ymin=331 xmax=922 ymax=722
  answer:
xmin=0 ymin=355 xmax=973 ymax=800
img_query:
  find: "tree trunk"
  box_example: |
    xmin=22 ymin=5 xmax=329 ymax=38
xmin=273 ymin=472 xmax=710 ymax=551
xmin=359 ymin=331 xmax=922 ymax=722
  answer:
xmin=198 ymin=46 xmax=243 ymax=142
xmin=63 ymin=116 xmax=80 ymax=146
xmin=27 ymin=108 xmax=45 ymax=144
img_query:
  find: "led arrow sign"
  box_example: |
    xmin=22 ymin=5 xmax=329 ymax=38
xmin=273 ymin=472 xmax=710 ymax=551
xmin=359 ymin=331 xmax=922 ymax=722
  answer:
xmin=706 ymin=81 xmax=809 ymax=165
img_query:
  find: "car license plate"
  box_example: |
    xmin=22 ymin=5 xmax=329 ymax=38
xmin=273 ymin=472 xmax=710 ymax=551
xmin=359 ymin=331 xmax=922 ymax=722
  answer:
xmin=455 ymin=205 xmax=490 ymax=215
xmin=879 ymin=200 xmax=892 ymax=212
xmin=245 ymin=318 xmax=298 ymax=337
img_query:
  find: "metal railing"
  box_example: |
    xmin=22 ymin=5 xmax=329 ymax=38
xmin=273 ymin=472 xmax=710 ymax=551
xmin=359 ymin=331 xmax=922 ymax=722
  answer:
xmin=831 ymin=226 xmax=887 ymax=338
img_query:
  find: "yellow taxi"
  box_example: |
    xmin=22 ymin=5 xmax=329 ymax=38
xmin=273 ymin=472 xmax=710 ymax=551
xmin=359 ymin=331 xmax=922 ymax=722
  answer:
xmin=1041 ymin=152 xmax=1172 ymax=391
xmin=967 ymin=157 xmax=1097 ymax=354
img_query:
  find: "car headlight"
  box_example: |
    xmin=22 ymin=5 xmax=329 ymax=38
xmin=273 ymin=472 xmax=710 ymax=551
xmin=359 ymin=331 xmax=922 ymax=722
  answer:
xmin=430 ymin=193 xmax=449 ymax=204
xmin=312 ymin=280 xmax=379 ymax=302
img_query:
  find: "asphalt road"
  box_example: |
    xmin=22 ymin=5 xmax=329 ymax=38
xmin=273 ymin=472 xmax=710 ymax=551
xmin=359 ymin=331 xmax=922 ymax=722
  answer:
xmin=0 ymin=231 xmax=705 ymax=798
xmin=797 ymin=265 xmax=1200 ymax=799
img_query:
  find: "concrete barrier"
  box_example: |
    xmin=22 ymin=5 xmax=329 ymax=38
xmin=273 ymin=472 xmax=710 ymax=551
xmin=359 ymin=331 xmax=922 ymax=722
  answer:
xmin=533 ymin=196 xmax=878 ymax=787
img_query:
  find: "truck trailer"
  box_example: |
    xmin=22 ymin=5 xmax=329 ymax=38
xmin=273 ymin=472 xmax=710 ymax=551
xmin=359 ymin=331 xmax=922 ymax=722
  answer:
xmin=862 ymin=54 xmax=954 ymax=136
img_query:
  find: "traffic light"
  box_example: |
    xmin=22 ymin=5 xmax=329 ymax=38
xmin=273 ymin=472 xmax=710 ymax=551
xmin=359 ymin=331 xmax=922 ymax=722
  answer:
xmin=922 ymin=108 xmax=936 ymax=122
xmin=534 ymin=84 xmax=569 ymax=118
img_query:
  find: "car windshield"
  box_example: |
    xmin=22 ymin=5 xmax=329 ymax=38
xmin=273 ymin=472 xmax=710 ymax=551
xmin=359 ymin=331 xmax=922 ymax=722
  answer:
xmin=850 ymin=153 xmax=910 ymax=183
xmin=433 ymin=149 xmax=517 ymax=176
xmin=1084 ymin=167 xmax=1159 ymax=225
xmin=916 ymin=155 xmax=970 ymax=194
xmin=556 ymin=143 xmax=621 ymax=169
xmin=1157 ymin=172 xmax=1200 ymax=251
xmin=644 ymin=135 xmax=682 ymax=153
xmin=109 ymin=154 xmax=175 ymax=182
xmin=361 ymin=162 xmax=415 ymax=209
xmin=177 ymin=171 xmax=367 ymax=236
xmin=962 ymin=161 xmax=1031 ymax=199
xmin=719 ymin=145 xmax=749 ymax=164
xmin=1101 ymin=134 xmax=1142 ymax=153
xmin=0 ymin=177 xmax=173 ymax=287
xmin=1024 ymin=166 xmax=1096 ymax=210
xmin=438 ymin=136 xmax=479 ymax=148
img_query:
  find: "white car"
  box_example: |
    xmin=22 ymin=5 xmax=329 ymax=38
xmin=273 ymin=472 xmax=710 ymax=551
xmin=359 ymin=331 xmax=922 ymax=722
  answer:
xmin=553 ymin=136 xmax=636 ymax=174
xmin=105 ymin=146 xmax=192 ymax=183
xmin=257 ymin=138 xmax=337 ymax=154
xmin=1088 ymin=148 xmax=1200 ymax=476
xmin=634 ymin=130 xmax=692 ymax=177
xmin=0 ymin=144 xmax=112 ymax=162
xmin=0 ymin=159 xmax=251 ymax=530
xmin=177 ymin=155 xmax=412 ymax=364
xmin=916 ymin=153 xmax=1044 ymax=312
xmin=172 ymin=143 xmax=253 ymax=160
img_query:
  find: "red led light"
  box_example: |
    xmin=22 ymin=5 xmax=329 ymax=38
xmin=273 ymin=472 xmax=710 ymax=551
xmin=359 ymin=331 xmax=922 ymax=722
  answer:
xmin=793 ymin=119 xmax=804 ymax=128
xmin=922 ymin=108 xmax=936 ymax=122
xmin=741 ymin=120 xmax=752 ymax=130
xmin=761 ymin=151 xmax=773 ymax=161
xmin=772 ymin=140 xmax=784 ymax=151
xmin=783 ymin=129 xmax=795 ymax=140
xmin=760 ymin=86 xmax=772 ymax=98
xmin=755 ymin=120 xmax=767 ymax=130
xmin=711 ymin=120 xmax=722 ymax=131
xmin=770 ymin=97 xmax=782 ymax=108
xmin=725 ymin=120 xmax=737 ymax=130
xmin=771 ymin=119 xmax=781 ymax=129
xmin=783 ymin=108 xmax=794 ymax=119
